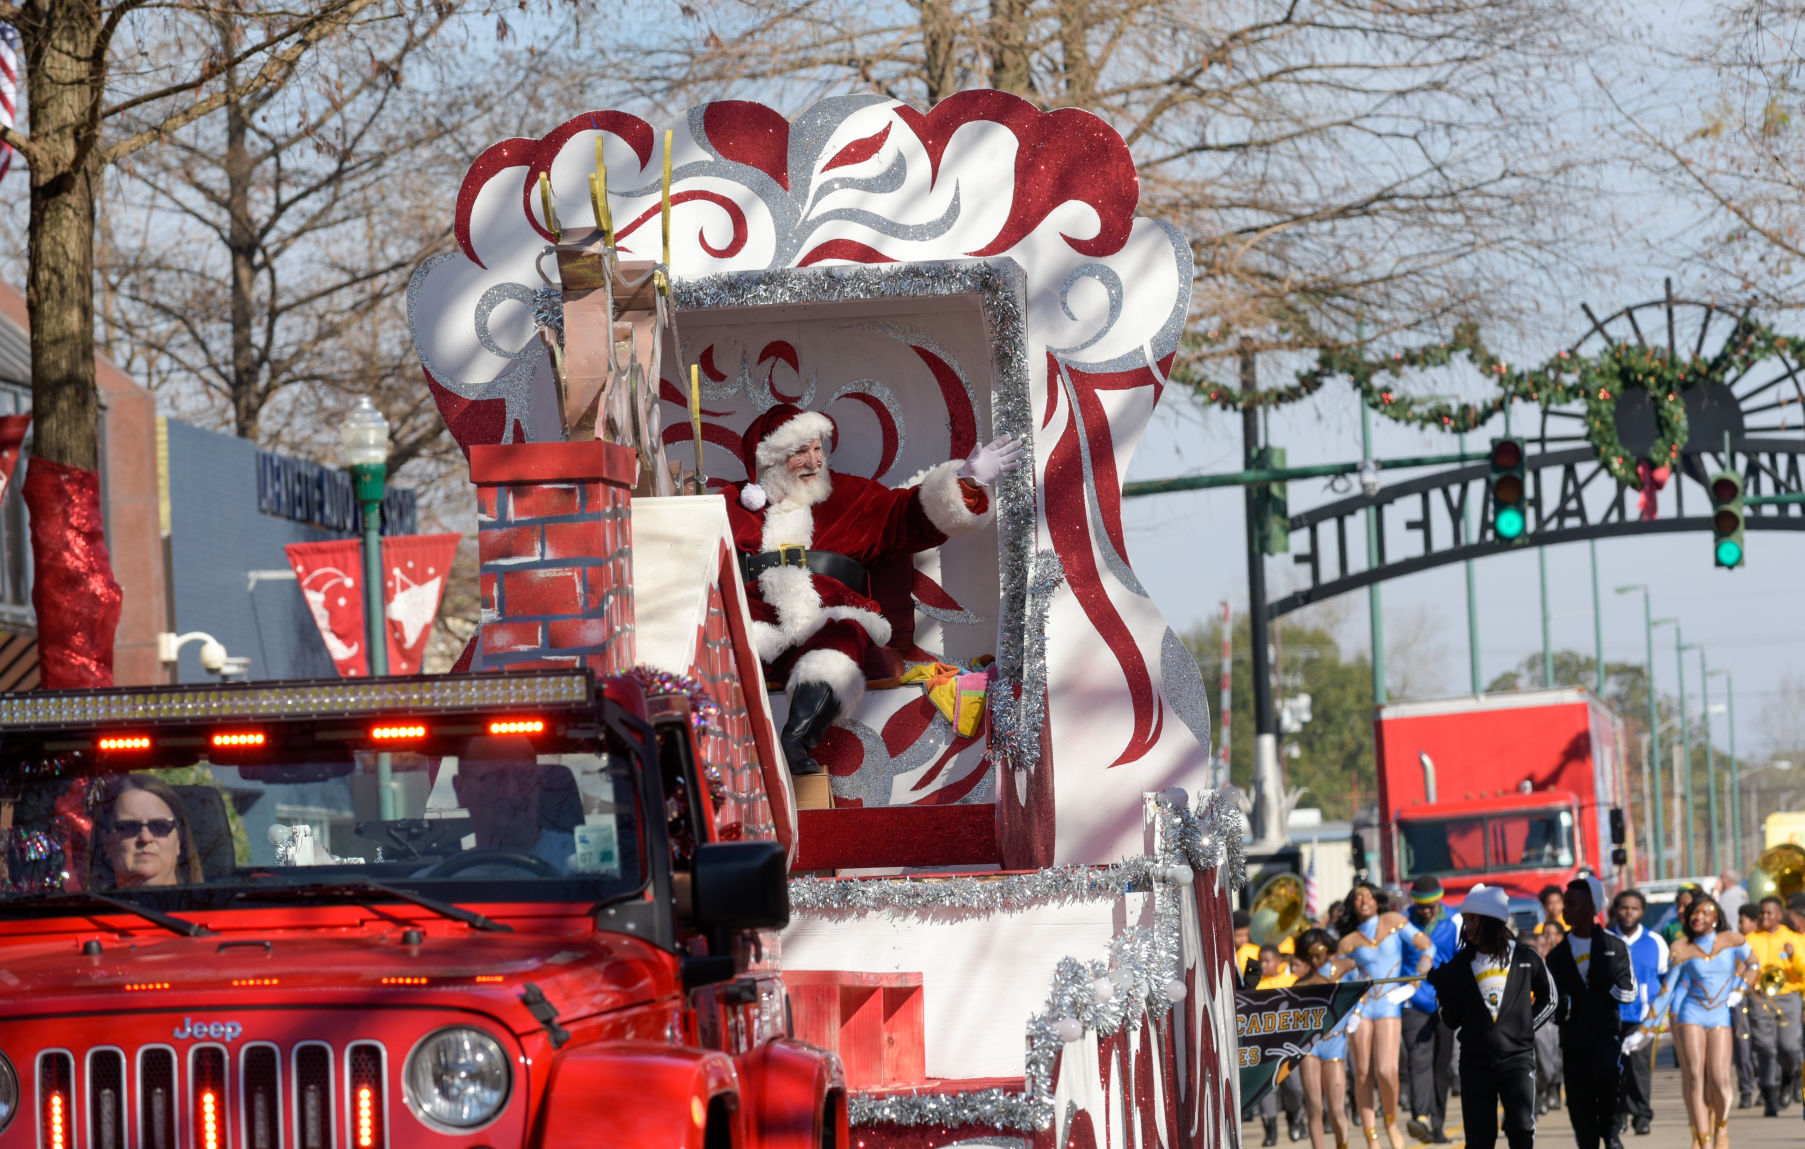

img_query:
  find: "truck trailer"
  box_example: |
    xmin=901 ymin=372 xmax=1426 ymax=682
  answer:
xmin=1374 ymin=688 xmax=1634 ymax=901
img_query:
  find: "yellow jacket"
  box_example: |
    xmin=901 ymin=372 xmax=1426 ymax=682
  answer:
xmin=1747 ymin=926 xmax=1805 ymax=995
xmin=1256 ymin=969 xmax=1299 ymax=991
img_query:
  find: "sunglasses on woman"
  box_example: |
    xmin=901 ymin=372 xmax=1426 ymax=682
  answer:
xmin=109 ymin=818 xmax=178 ymax=839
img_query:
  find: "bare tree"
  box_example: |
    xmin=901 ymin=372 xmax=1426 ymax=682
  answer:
xmin=1608 ymin=3 xmax=1805 ymax=310
xmin=614 ymin=0 xmax=1610 ymax=372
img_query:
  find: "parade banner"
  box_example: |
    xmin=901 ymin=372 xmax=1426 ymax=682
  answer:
xmin=1236 ymin=981 xmax=1368 ymax=1108
xmin=286 ymin=533 xmax=460 ymax=676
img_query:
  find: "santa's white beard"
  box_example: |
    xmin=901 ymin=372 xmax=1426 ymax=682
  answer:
xmin=759 ymin=462 xmax=832 ymax=508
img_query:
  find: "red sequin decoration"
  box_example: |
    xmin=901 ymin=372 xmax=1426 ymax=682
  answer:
xmin=24 ymin=459 xmax=123 ymax=689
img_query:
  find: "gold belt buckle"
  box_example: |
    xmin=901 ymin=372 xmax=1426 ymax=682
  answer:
xmin=778 ymin=543 xmax=808 ymax=569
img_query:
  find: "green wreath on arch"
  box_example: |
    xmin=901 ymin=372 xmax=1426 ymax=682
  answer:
xmin=1181 ymin=318 xmax=1798 ymax=488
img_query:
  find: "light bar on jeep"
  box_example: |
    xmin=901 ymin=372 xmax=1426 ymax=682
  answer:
xmin=0 ymin=671 xmax=590 ymax=730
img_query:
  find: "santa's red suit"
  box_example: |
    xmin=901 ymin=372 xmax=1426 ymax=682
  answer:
xmin=723 ymin=404 xmax=997 ymax=773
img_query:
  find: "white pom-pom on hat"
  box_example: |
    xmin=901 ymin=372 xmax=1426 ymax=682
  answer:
xmin=739 ymin=483 xmax=768 ymax=512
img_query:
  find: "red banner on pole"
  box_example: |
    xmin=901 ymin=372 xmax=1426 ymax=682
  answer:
xmin=0 ymin=413 xmax=30 ymax=499
xmin=286 ymin=533 xmax=461 ymax=677
xmin=381 ymin=532 xmax=459 ymax=674
xmin=285 ymin=538 xmax=369 ymax=677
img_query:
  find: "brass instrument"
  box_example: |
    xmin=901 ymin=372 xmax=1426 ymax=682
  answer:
xmin=1749 ymin=842 xmax=1805 ymax=906
xmin=1759 ymin=964 xmax=1789 ymax=997
xmin=1249 ymin=873 xmax=1307 ymax=947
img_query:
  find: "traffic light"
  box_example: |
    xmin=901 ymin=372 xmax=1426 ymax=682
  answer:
xmin=1255 ymin=446 xmax=1289 ymax=555
xmin=1709 ymin=469 xmax=1745 ymax=568
xmin=1488 ymin=437 xmax=1528 ymax=540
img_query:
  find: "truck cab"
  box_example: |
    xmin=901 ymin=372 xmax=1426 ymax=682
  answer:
xmin=0 ymin=669 xmax=845 ymax=1149
xmin=1393 ymin=791 xmax=1583 ymax=901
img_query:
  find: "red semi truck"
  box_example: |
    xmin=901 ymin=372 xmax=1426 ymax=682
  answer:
xmin=1374 ymin=688 xmax=1634 ymax=902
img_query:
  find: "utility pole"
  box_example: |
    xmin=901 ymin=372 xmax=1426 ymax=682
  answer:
xmin=1715 ymin=670 xmax=1739 ymax=872
xmin=1462 ymin=428 xmax=1481 ymax=693
xmin=1655 ymin=619 xmax=1695 ymax=876
xmin=1242 ymin=345 xmax=1283 ymax=846
xmin=1540 ymin=549 xmax=1553 ymax=688
xmin=1617 ymin=585 xmax=1663 ymax=880
xmin=1363 ymin=400 xmax=1385 ymax=705
xmin=1590 ymin=540 xmax=1604 ymax=694
xmin=1689 ymin=644 xmax=1718 ymax=874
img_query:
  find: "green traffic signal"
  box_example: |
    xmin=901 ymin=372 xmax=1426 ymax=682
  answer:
xmin=1496 ymin=505 xmax=1526 ymax=540
xmin=1708 ymin=469 xmax=1745 ymax=569
xmin=1488 ymin=437 xmax=1528 ymax=541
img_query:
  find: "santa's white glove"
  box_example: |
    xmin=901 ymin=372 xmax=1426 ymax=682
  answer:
xmin=958 ymin=435 xmax=1026 ymax=486
xmin=1384 ymin=984 xmax=1416 ymax=1005
xmin=1621 ymin=1029 xmax=1650 ymax=1055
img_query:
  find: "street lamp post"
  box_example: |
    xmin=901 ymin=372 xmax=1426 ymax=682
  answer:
xmin=1686 ymin=644 xmax=1719 ymax=875
xmin=1654 ymin=618 xmax=1693 ymax=876
xmin=341 ymin=396 xmax=393 ymax=818
xmin=1709 ymin=668 xmax=1739 ymax=873
xmin=1617 ymin=585 xmax=1663 ymax=880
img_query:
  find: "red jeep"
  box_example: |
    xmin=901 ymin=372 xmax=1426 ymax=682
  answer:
xmin=0 ymin=668 xmax=844 ymax=1149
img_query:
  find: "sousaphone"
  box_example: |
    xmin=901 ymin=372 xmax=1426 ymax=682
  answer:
xmin=1249 ymin=872 xmax=1307 ymax=947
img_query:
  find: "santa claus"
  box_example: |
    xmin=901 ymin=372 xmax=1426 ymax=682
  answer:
xmin=725 ymin=404 xmax=1024 ymax=775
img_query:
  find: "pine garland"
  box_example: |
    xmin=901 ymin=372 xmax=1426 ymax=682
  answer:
xmin=1181 ymin=318 xmax=1796 ymax=487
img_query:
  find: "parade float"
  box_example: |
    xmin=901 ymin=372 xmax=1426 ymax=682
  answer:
xmin=406 ymin=92 xmax=1242 ymax=1148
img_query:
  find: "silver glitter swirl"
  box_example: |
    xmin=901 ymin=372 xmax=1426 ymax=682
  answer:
xmin=824 ymin=377 xmax=907 ymax=478
xmin=817 ymin=788 xmax=1243 ymax=1132
xmin=856 ymin=318 xmax=977 ymax=420
xmin=806 ymin=150 xmax=908 ymax=214
xmin=1067 ymin=220 xmax=1195 ymax=373
xmin=829 ymin=717 xmax=943 ymax=808
xmin=915 ymin=602 xmax=987 ymax=626
xmin=1054 ymin=358 xmax=1146 ymax=597
xmin=1160 ymin=627 xmax=1213 ymax=752
xmin=811 ymin=185 xmax=964 ymax=246
xmin=1049 ymin=262 xmax=1125 ymax=357
xmin=474 ymin=281 xmax=544 ymax=361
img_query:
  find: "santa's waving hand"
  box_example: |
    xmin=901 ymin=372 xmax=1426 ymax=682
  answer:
xmin=724 ymin=405 xmax=1024 ymax=775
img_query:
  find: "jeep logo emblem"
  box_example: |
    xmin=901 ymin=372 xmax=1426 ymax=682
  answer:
xmin=173 ymin=1018 xmax=243 ymax=1042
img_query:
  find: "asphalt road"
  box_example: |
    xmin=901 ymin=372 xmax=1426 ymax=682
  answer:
xmin=1244 ymin=1062 xmax=1805 ymax=1149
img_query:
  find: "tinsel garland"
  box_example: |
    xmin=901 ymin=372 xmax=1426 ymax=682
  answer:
xmin=624 ymin=665 xmax=725 ymax=800
xmin=816 ymin=786 xmax=1245 ymax=1130
xmin=988 ymin=549 xmax=1064 ymax=774
xmin=1180 ymin=317 xmax=1799 ymax=487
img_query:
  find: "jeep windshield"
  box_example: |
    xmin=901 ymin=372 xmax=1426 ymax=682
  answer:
xmin=0 ymin=674 xmax=648 ymax=914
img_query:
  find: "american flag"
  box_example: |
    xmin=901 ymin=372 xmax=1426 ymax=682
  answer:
xmin=1304 ymin=841 xmax=1321 ymax=920
xmin=0 ymin=23 xmax=16 ymax=186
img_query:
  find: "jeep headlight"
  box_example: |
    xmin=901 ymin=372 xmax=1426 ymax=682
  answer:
xmin=403 ymin=1028 xmax=510 ymax=1129
xmin=0 ymin=1051 xmax=15 ymax=1134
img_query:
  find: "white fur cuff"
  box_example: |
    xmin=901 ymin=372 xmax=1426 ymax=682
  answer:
xmin=918 ymin=458 xmax=992 ymax=537
xmin=788 ymin=648 xmax=866 ymax=711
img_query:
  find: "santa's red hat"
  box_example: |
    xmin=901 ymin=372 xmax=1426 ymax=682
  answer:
xmin=737 ymin=404 xmax=835 ymax=510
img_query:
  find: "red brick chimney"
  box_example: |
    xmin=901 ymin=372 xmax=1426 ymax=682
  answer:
xmin=470 ymin=440 xmax=637 ymax=673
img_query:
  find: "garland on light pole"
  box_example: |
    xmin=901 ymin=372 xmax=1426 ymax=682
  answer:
xmin=1179 ymin=317 xmax=1798 ymax=487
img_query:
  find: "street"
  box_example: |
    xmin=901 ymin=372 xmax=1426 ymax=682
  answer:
xmin=1244 ymin=1062 xmax=1805 ymax=1149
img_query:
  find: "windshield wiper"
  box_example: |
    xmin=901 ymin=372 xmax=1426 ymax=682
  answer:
xmin=0 ymin=891 xmax=214 ymax=937
xmin=232 ymin=878 xmax=512 ymax=933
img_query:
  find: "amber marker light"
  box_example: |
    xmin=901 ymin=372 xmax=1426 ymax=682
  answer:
xmin=212 ymin=731 xmax=267 ymax=748
xmin=473 ymin=974 xmax=504 ymax=983
xmin=98 ymin=735 xmax=151 ymax=751
xmin=47 ymin=1091 xmax=66 ymax=1149
xmin=379 ymin=976 xmax=427 ymax=986
xmin=199 ymin=1092 xmax=219 ymax=1149
xmin=230 ymin=978 xmax=279 ymax=987
xmin=124 ymin=982 xmax=172 ymax=992
xmin=355 ymin=1087 xmax=376 ymax=1149
xmin=370 ymin=724 xmax=426 ymax=741
xmin=488 ymin=719 xmax=544 ymax=736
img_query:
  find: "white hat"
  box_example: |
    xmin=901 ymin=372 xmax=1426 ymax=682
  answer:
xmin=1579 ymin=875 xmax=1606 ymax=915
xmin=1461 ymin=884 xmax=1511 ymax=923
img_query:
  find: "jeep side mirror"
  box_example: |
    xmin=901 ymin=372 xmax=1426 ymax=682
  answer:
xmin=692 ymin=841 xmax=789 ymax=931
xmin=1609 ymin=807 xmax=1626 ymax=846
xmin=1612 ymin=847 xmax=1628 ymax=867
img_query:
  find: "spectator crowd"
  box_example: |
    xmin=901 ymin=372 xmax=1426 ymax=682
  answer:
xmin=1240 ymin=871 xmax=1805 ymax=1149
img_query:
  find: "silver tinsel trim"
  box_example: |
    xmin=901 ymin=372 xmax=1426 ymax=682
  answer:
xmin=989 ymin=549 xmax=1063 ymax=772
xmin=802 ymin=788 xmax=1245 ymax=1131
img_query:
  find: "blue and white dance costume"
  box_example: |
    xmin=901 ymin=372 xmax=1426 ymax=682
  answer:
xmin=1644 ymin=933 xmax=1755 ymax=1029
xmin=1310 ymin=963 xmax=1353 ymax=1063
xmin=1350 ymin=917 xmax=1424 ymax=1020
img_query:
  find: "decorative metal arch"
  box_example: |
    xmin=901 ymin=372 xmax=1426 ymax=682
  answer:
xmin=1271 ymin=290 xmax=1805 ymax=618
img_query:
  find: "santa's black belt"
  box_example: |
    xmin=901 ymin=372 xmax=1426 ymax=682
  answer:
xmin=741 ymin=546 xmax=869 ymax=593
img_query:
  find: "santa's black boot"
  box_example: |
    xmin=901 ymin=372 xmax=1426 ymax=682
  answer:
xmin=781 ymin=682 xmax=842 ymax=775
